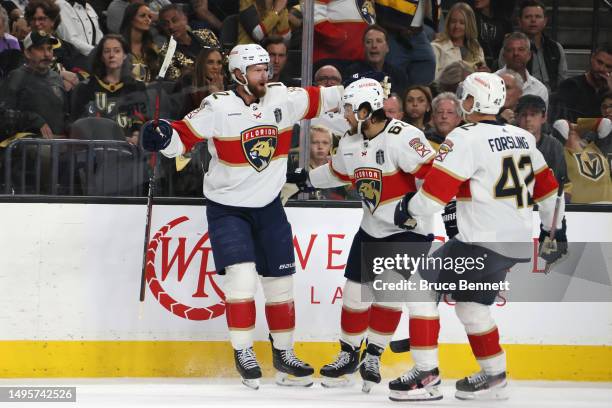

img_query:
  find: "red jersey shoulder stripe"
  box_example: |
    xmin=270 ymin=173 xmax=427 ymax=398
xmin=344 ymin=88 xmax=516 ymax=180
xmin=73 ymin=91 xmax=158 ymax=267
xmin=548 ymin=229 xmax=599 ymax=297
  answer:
xmin=421 ymin=166 xmax=464 ymax=205
xmin=303 ymin=86 xmax=322 ymax=120
xmin=533 ymin=167 xmax=559 ymax=202
xmin=173 ymin=119 xmax=205 ymax=152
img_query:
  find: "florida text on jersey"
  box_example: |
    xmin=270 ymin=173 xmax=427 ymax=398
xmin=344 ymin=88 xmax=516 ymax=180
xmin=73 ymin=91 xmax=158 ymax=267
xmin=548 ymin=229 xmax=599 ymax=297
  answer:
xmin=159 ymin=82 xmax=343 ymax=207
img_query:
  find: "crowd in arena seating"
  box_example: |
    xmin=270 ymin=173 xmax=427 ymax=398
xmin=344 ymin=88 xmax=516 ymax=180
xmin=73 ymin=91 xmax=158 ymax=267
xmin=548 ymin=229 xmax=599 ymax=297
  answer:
xmin=0 ymin=0 xmax=610 ymax=202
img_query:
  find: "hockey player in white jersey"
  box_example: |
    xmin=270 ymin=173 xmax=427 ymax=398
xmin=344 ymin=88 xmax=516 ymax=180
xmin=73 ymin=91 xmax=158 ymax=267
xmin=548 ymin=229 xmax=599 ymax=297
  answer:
xmin=394 ymin=72 xmax=567 ymax=400
xmin=289 ymin=77 xmax=443 ymax=400
xmin=141 ymin=44 xmax=343 ymax=389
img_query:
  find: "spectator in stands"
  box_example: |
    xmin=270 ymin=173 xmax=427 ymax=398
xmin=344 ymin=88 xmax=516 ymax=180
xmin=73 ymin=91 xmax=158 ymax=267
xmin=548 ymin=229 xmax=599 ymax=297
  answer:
xmin=555 ymin=118 xmax=612 ymax=203
xmin=496 ymin=69 xmax=524 ymax=125
xmin=496 ymin=32 xmax=548 ymax=106
xmin=0 ymin=5 xmax=19 ymax=52
xmin=431 ymin=60 xmax=474 ymax=95
xmin=0 ymin=5 xmax=21 ymax=78
xmin=191 ymin=0 xmax=223 ymax=33
xmin=2 ymin=1 xmax=29 ymax=41
xmin=0 ymin=30 xmax=68 ymax=138
xmin=24 ymin=0 xmax=86 ymax=90
xmin=308 ymin=124 xmax=351 ymax=200
xmin=313 ymin=0 xmax=375 ymax=73
xmin=516 ymin=95 xmax=569 ymax=190
xmin=468 ymin=0 xmax=513 ymax=71
xmin=556 ymin=43 xmax=612 ymax=123
xmin=314 ymin=64 xmax=342 ymax=87
xmin=375 ymin=0 xmax=439 ymax=86
xmin=309 ymin=124 xmax=332 ymax=169
xmin=346 ymin=25 xmax=409 ymax=97
xmin=263 ymin=36 xmax=298 ymax=86
xmin=384 ymin=93 xmax=404 ymax=120
xmin=431 ymin=2 xmax=486 ymax=80
xmin=107 ymin=0 xmax=139 ymax=33
xmin=71 ymin=34 xmax=148 ymax=141
xmin=403 ymin=85 xmax=432 ymax=131
xmin=182 ymin=47 xmax=225 ymax=114
xmin=55 ymin=0 xmax=103 ymax=57
xmin=311 ymin=65 xmax=349 ymax=142
xmin=107 ymin=0 xmax=170 ymax=35
xmin=238 ymin=0 xmax=291 ymax=45
xmin=158 ymin=4 xmax=220 ymax=81
xmin=506 ymin=0 xmax=568 ymax=92
xmin=425 ymin=91 xmax=463 ymax=150
xmin=119 ymin=2 xmax=160 ymax=83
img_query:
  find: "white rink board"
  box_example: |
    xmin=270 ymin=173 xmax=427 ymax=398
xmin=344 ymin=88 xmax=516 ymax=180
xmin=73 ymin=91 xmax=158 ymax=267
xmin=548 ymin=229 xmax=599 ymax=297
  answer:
xmin=0 ymin=203 xmax=611 ymax=345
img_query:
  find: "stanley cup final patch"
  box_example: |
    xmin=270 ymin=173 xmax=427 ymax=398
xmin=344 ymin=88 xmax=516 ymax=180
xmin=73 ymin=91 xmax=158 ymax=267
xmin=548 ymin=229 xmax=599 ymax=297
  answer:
xmin=409 ymin=137 xmax=432 ymax=158
xmin=354 ymin=167 xmax=382 ymax=214
xmin=241 ymin=125 xmax=278 ymax=171
xmin=274 ymin=108 xmax=282 ymax=123
xmin=376 ymin=149 xmax=385 ymax=165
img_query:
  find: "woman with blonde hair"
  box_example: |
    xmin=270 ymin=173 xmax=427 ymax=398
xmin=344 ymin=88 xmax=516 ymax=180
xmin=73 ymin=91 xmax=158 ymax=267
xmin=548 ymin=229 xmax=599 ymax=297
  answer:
xmin=431 ymin=2 xmax=486 ymax=79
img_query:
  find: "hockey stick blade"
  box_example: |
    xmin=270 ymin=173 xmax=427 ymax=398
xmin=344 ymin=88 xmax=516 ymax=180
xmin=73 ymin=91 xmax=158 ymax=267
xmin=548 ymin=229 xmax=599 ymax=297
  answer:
xmin=389 ymin=338 xmax=410 ymax=353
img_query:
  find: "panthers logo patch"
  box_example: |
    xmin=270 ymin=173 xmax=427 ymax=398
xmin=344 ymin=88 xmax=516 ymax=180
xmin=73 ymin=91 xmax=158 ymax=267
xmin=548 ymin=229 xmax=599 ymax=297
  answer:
xmin=241 ymin=125 xmax=278 ymax=171
xmin=354 ymin=167 xmax=382 ymax=214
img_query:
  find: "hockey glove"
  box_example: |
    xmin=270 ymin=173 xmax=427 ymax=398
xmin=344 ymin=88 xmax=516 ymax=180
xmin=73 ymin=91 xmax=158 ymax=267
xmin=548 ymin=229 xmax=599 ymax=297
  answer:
xmin=142 ymin=119 xmax=173 ymax=152
xmin=442 ymin=200 xmax=458 ymax=239
xmin=286 ymin=168 xmax=313 ymax=192
xmin=394 ymin=192 xmax=418 ymax=230
xmin=538 ymin=218 xmax=568 ymax=266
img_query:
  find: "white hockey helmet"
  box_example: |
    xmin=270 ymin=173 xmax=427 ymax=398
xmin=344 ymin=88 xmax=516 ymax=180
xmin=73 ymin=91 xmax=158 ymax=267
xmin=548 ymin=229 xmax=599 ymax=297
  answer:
xmin=457 ymin=72 xmax=506 ymax=115
xmin=343 ymin=77 xmax=385 ymax=115
xmin=228 ymin=43 xmax=271 ymax=85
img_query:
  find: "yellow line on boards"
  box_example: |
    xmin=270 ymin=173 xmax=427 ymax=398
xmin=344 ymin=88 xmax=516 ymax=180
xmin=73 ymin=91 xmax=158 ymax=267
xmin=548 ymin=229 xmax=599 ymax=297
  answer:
xmin=0 ymin=341 xmax=610 ymax=381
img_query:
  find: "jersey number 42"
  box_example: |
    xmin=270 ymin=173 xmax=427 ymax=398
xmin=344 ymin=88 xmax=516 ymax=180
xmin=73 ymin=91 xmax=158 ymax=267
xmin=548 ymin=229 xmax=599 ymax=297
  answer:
xmin=494 ymin=155 xmax=535 ymax=208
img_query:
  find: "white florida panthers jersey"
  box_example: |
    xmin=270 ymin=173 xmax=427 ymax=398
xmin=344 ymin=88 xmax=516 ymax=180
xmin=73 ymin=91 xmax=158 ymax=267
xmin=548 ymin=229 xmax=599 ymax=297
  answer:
xmin=408 ymin=121 xmax=563 ymax=253
xmin=309 ymin=119 xmax=436 ymax=238
xmin=160 ymin=83 xmax=343 ymax=207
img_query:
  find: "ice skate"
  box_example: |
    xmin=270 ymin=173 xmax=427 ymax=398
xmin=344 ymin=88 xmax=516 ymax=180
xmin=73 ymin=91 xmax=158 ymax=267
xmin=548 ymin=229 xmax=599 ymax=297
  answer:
xmin=455 ymin=371 xmax=509 ymax=400
xmin=270 ymin=336 xmax=314 ymax=387
xmin=388 ymin=366 xmax=442 ymax=402
xmin=234 ymin=347 xmax=262 ymax=390
xmin=359 ymin=342 xmax=383 ymax=393
xmin=320 ymin=340 xmax=361 ymax=388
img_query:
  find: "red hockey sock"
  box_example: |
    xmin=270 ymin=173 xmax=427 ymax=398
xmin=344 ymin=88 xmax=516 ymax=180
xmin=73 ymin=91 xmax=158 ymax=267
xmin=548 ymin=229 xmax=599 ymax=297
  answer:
xmin=467 ymin=327 xmax=503 ymax=359
xmin=265 ymin=301 xmax=295 ymax=332
xmin=368 ymin=304 xmax=402 ymax=335
xmin=409 ymin=317 xmax=440 ymax=348
xmin=341 ymin=306 xmax=369 ymax=335
xmin=226 ymin=299 xmax=256 ymax=330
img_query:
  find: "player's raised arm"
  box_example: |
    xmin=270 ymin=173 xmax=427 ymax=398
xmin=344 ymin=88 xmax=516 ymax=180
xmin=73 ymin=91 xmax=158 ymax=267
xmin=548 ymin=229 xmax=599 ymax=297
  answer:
xmin=286 ymin=84 xmax=344 ymax=123
xmin=141 ymin=98 xmax=219 ymax=157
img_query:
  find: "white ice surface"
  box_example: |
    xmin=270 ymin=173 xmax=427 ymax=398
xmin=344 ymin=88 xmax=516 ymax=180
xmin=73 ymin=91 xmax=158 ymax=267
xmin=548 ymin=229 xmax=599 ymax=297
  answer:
xmin=0 ymin=378 xmax=610 ymax=408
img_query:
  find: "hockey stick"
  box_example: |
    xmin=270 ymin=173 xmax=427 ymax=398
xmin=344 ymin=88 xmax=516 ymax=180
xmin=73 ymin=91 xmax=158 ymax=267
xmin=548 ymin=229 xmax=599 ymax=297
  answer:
xmin=139 ymin=36 xmax=177 ymax=308
xmin=539 ymin=178 xmax=565 ymax=275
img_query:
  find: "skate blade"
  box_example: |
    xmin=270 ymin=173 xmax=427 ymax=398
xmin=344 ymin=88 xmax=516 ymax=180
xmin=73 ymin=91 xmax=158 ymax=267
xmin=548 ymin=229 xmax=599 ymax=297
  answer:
xmin=389 ymin=386 xmax=443 ymax=402
xmin=455 ymin=383 xmax=509 ymax=401
xmin=361 ymin=380 xmax=378 ymax=393
xmin=275 ymin=372 xmax=313 ymax=387
xmin=241 ymin=378 xmax=260 ymax=390
xmin=320 ymin=374 xmax=355 ymax=388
